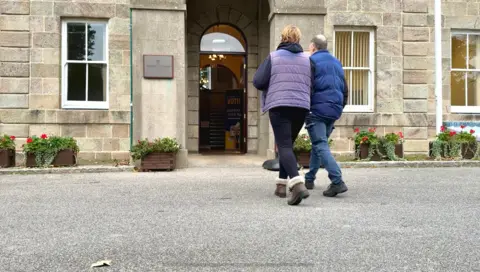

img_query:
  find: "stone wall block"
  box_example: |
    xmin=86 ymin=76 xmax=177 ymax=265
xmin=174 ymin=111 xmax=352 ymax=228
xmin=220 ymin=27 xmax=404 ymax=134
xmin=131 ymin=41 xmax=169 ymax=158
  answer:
xmin=403 ymin=27 xmax=429 ymax=42
xmin=383 ymin=13 xmax=401 ymax=26
xmin=329 ymin=13 xmax=382 ymax=26
xmin=377 ymin=26 xmax=400 ymax=41
xmin=0 ymin=124 xmax=29 ymax=137
xmin=1 ymin=1 xmax=30 ymax=15
xmin=44 ymin=17 xmax=60 ymax=33
xmin=404 ymin=99 xmax=427 ymax=113
xmin=404 ymin=140 xmax=429 ymax=152
xmin=0 ymin=109 xmax=46 ymax=123
xmin=403 ymin=43 xmax=428 ymax=56
xmin=0 ymin=94 xmax=28 ymax=108
xmin=403 ymin=71 xmax=427 ymax=84
xmin=29 ymin=94 xmax=59 ymax=109
xmin=54 ymin=3 xmax=116 ymax=18
xmin=403 ymin=0 xmax=428 ymax=13
xmin=402 ymin=13 xmax=427 ymax=27
xmin=0 ymin=15 xmax=30 ymax=31
xmin=76 ymin=138 xmax=103 ymax=152
xmin=29 ymin=124 xmax=60 ymax=136
xmin=403 ymin=56 xmax=433 ymax=70
xmin=378 ymin=41 xmax=401 ymax=56
xmin=61 ymin=125 xmax=87 ymax=137
xmin=0 ymin=78 xmax=29 ymax=93
xmin=33 ymin=33 xmax=60 ymax=48
xmin=404 ymin=127 xmax=428 ymax=139
xmin=31 ymin=64 xmax=59 ymax=78
xmin=404 ymin=84 xmax=428 ymax=99
xmin=0 ymin=48 xmax=29 ymax=62
xmin=30 ymin=1 xmax=53 ymax=16
xmin=0 ymin=32 xmax=29 ymax=47
xmin=0 ymin=63 xmax=29 ymax=77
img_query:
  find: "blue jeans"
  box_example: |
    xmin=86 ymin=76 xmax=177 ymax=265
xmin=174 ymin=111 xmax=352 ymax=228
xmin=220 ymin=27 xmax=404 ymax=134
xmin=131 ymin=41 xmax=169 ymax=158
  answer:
xmin=305 ymin=115 xmax=343 ymax=185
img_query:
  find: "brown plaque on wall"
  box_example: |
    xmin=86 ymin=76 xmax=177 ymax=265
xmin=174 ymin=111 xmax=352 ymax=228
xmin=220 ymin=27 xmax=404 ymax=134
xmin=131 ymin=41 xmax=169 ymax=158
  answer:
xmin=143 ymin=55 xmax=174 ymax=79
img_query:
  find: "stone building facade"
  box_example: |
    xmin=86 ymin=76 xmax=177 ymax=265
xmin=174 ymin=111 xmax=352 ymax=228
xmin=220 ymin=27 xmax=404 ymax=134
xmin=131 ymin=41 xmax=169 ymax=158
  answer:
xmin=0 ymin=0 xmax=478 ymax=166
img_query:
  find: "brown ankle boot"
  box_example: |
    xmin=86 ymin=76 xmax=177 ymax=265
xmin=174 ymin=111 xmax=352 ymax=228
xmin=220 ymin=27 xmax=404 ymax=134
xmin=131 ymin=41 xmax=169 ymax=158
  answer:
xmin=274 ymin=178 xmax=287 ymax=198
xmin=287 ymin=176 xmax=309 ymax=205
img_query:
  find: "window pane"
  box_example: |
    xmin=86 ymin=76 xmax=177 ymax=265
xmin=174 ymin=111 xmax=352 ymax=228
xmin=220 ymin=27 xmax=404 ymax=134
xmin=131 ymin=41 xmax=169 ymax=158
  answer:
xmin=451 ymin=71 xmax=466 ymax=106
xmin=467 ymin=72 xmax=480 ymax=106
xmin=67 ymin=63 xmax=86 ymax=101
xmin=345 ymin=69 xmax=351 ymax=105
xmin=452 ymin=34 xmax=467 ymax=69
xmin=87 ymin=64 xmax=107 ymax=101
xmin=87 ymin=23 xmax=106 ymax=61
xmin=67 ymin=23 xmax=86 ymax=61
xmin=468 ymin=35 xmax=480 ymax=70
xmin=353 ymin=32 xmax=370 ymax=67
xmin=349 ymin=69 xmax=369 ymax=106
xmin=335 ymin=31 xmax=351 ymax=67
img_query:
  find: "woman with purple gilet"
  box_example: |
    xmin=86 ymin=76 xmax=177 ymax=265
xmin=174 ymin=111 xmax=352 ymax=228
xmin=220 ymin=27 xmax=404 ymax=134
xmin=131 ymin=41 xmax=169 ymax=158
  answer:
xmin=253 ymin=25 xmax=312 ymax=206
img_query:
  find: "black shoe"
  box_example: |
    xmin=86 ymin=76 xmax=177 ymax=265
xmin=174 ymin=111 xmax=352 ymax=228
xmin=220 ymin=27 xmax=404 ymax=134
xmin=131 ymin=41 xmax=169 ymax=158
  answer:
xmin=305 ymin=182 xmax=315 ymax=190
xmin=323 ymin=182 xmax=348 ymax=197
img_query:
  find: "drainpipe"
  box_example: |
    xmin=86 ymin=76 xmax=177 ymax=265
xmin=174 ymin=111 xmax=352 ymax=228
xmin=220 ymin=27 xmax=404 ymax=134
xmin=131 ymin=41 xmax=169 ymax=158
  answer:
xmin=129 ymin=8 xmax=134 ymax=149
xmin=434 ymin=0 xmax=443 ymax=133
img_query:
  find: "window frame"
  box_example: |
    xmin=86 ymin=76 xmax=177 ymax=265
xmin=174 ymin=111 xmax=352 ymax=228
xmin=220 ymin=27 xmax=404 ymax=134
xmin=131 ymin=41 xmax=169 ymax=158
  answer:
xmin=61 ymin=19 xmax=109 ymax=110
xmin=450 ymin=30 xmax=480 ymax=113
xmin=332 ymin=28 xmax=375 ymax=113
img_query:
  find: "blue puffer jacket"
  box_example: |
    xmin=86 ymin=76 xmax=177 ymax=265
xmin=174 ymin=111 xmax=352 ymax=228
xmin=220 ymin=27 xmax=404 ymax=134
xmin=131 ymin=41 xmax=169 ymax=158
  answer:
xmin=309 ymin=50 xmax=349 ymax=120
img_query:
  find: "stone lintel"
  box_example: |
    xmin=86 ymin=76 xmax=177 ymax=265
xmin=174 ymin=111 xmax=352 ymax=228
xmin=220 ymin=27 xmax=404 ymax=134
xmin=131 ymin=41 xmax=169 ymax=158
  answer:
xmin=268 ymin=7 xmax=327 ymax=22
xmin=130 ymin=0 xmax=186 ymax=11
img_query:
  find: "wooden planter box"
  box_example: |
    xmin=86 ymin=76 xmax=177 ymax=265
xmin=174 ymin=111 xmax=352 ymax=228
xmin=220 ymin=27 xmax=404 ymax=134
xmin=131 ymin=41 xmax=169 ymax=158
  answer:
xmin=461 ymin=142 xmax=477 ymax=159
xmin=140 ymin=152 xmax=176 ymax=171
xmin=26 ymin=149 xmax=77 ymax=167
xmin=357 ymin=143 xmax=403 ymax=161
xmin=296 ymin=152 xmax=310 ymax=168
xmin=0 ymin=149 xmax=15 ymax=168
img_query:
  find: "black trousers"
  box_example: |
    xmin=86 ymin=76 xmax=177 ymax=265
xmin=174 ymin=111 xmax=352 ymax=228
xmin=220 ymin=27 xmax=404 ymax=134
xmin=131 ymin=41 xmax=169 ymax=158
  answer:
xmin=269 ymin=107 xmax=308 ymax=180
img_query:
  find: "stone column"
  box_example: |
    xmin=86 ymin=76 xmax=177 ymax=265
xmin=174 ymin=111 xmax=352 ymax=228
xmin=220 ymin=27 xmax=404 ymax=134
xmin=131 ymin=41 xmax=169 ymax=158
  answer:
xmin=265 ymin=4 xmax=326 ymax=159
xmin=0 ymin=1 xmax=30 ymax=109
xmin=131 ymin=2 xmax=188 ymax=167
xmin=402 ymin=0 xmax=431 ymax=153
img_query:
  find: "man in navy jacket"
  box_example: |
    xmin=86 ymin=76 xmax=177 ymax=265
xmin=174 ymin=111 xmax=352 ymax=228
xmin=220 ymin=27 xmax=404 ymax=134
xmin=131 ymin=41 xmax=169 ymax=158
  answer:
xmin=305 ymin=34 xmax=348 ymax=197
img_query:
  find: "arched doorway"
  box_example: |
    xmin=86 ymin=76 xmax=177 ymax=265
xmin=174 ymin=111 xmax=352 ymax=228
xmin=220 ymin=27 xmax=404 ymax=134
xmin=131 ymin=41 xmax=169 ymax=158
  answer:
xmin=198 ymin=24 xmax=248 ymax=154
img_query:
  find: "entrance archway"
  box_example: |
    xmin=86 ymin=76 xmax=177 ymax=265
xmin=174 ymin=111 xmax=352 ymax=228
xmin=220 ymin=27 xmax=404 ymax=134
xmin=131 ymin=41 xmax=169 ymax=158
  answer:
xmin=198 ymin=24 xmax=248 ymax=154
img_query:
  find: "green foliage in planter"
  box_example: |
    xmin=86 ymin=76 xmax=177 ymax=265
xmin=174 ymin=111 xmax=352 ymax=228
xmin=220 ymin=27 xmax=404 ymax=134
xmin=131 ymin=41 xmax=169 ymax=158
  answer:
xmin=353 ymin=128 xmax=405 ymax=161
xmin=293 ymin=133 xmax=332 ymax=154
xmin=0 ymin=134 xmax=16 ymax=151
xmin=353 ymin=128 xmax=381 ymax=160
xmin=22 ymin=134 xmax=80 ymax=167
xmin=431 ymin=126 xmax=463 ymax=160
xmin=380 ymin=132 xmax=404 ymax=161
xmin=131 ymin=137 xmax=181 ymax=161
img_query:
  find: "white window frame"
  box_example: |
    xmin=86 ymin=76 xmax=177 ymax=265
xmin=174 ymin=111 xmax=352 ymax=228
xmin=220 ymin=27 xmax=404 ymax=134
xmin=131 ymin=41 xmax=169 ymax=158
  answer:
xmin=333 ymin=28 xmax=375 ymax=113
xmin=61 ymin=19 xmax=109 ymax=110
xmin=450 ymin=30 xmax=480 ymax=113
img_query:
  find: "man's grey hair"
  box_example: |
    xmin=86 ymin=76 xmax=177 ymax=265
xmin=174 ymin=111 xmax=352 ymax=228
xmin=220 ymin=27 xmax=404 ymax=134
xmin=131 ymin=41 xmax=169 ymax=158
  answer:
xmin=311 ymin=34 xmax=328 ymax=50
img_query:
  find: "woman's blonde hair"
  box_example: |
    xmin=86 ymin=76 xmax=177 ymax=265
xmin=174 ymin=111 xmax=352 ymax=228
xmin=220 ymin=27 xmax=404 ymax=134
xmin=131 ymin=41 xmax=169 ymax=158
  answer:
xmin=281 ymin=25 xmax=301 ymax=43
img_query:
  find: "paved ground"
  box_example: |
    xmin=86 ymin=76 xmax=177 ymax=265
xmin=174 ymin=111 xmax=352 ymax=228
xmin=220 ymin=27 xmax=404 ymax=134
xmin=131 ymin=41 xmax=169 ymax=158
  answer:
xmin=1 ymin=167 xmax=480 ymax=272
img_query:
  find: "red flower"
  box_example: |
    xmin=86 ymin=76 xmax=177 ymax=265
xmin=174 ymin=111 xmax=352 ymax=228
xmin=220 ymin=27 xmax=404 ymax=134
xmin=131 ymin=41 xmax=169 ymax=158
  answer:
xmin=461 ymin=125 xmax=466 ymax=129
xmin=138 ymin=140 xmax=141 ymax=144
xmin=441 ymin=126 xmax=445 ymax=132
xmin=398 ymin=132 xmax=404 ymax=138
xmin=449 ymin=131 xmax=456 ymax=137
xmin=354 ymin=128 xmax=360 ymax=133
xmin=10 ymin=135 xmax=15 ymax=140
xmin=40 ymin=134 xmax=47 ymax=139
xmin=368 ymin=128 xmax=376 ymax=133
xmin=362 ymin=136 xmax=369 ymax=142
xmin=470 ymin=129 xmax=475 ymax=134
xmin=26 ymin=138 xmax=33 ymax=143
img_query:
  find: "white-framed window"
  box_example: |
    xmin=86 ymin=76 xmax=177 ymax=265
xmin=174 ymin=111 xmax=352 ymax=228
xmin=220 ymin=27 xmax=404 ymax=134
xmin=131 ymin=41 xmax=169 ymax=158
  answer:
xmin=450 ymin=31 xmax=480 ymax=113
xmin=61 ymin=20 xmax=109 ymax=109
xmin=333 ymin=28 xmax=375 ymax=112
